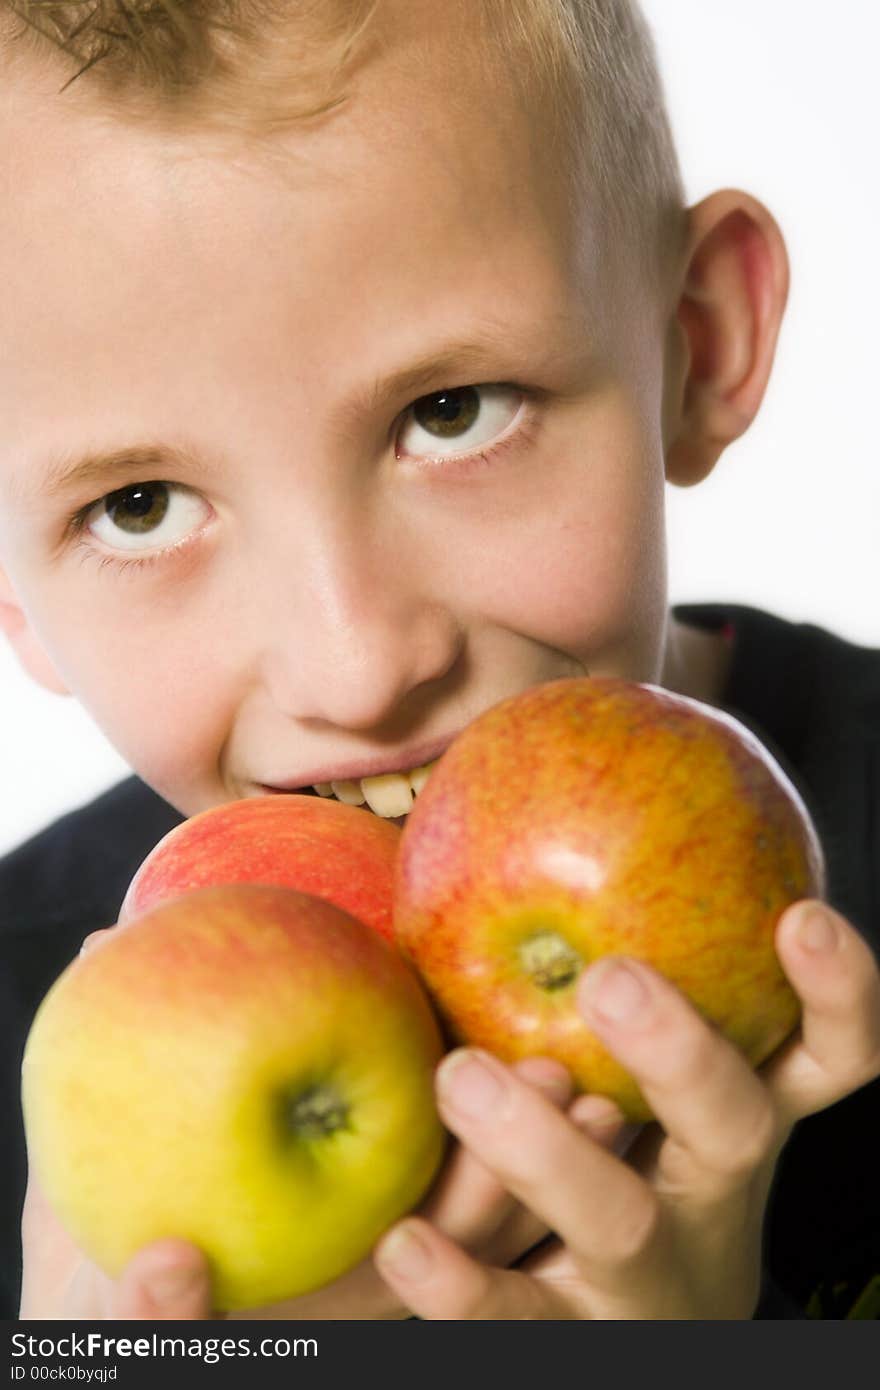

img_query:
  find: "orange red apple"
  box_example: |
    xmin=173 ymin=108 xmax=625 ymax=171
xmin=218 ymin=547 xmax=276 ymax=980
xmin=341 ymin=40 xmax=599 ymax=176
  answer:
xmin=393 ymin=677 xmax=825 ymax=1121
xmin=120 ymin=794 xmax=401 ymax=942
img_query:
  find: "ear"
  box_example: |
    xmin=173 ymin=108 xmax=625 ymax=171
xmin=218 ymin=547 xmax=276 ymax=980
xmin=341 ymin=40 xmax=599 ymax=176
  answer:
xmin=665 ymin=188 xmax=790 ymax=487
xmin=0 ymin=566 xmax=70 ymax=696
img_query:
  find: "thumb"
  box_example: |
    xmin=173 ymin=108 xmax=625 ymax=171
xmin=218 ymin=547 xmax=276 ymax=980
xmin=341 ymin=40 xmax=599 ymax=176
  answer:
xmin=113 ymin=1238 xmax=215 ymax=1320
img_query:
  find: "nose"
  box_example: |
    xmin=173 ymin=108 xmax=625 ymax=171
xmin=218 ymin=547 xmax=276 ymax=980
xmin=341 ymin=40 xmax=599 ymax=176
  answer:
xmin=255 ymin=510 xmax=465 ymax=730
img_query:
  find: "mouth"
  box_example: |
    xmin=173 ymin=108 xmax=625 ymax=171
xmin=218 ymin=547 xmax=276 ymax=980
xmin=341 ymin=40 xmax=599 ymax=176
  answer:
xmin=258 ymin=758 xmax=440 ymax=826
xmin=254 ymin=676 xmax=585 ymax=823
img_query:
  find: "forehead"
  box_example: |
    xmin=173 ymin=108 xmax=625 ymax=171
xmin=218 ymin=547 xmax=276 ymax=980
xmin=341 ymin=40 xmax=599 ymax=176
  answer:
xmin=2 ymin=10 xmax=585 ymax=244
xmin=2 ymin=2 xmax=597 ymax=280
xmin=0 ymin=24 xmax=611 ymax=500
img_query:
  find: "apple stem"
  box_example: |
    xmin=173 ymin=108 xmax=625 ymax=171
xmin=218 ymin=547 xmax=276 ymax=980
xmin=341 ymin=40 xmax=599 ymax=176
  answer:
xmin=279 ymin=1085 xmax=351 ymax=1141
xmin=518 ymin=931 xmax=583 ymax=991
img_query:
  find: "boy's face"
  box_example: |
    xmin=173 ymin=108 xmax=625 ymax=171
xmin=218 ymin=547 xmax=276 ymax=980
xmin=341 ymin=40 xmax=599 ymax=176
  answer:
xmin=0 ymin=17 xmax=681 ymax=822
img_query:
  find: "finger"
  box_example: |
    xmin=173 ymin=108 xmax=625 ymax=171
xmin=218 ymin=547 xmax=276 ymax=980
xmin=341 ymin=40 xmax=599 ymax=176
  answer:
xmin=229 ymin=1253 xmax=411 ymax=1320
xmin=762 ymin=899 xmax=880 ymax=1121
xmin=482 ymin=1085 xmax=645 ymax=1268
xmin=501 ymin=1094 xmax=644 ymax=1281
xmin=419 ymin=1056 xmax=572 ymax=1258
xmin=19 ymin=1166 xmax=87 ymax=1317
xmin=112 ymin=1239 xmax=214 ymax=1320
xmin=512 ymin=1055 xmax=575 ymax=1101
xmin=577 ymin=956 xmax=779 ymax=1197
xmin=373 ymin=1216 xmax=575 ymax=1319
xmin=567 ymin=1094 xmax=643 ymax=1160
xmin=431 ymin=1047 xmax=660 ymax=1284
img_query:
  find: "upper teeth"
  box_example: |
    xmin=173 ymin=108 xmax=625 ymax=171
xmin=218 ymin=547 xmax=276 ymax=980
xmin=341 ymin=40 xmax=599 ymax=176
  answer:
xmin=312 ymin=760 xmax=439 ymax=818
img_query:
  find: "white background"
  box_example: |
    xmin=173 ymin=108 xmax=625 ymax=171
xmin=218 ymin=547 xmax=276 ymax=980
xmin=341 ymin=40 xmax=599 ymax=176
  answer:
xmin=1 ymin=0 xmax=878 ymax=857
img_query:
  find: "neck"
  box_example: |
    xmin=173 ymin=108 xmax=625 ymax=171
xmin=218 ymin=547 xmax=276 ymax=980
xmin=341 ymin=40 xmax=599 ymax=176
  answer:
xmin=662 ymin=615 xmax=734 ymax=708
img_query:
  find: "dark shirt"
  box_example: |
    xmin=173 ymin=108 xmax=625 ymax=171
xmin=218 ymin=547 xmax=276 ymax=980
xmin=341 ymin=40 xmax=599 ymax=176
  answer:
xmin=1 ymin=602 xmax=878 ymax=1319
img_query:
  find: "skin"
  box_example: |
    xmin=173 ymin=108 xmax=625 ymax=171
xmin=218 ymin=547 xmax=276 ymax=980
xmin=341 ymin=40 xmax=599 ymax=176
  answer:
xmin=3 ymin=4 xmax=880 ymax=1319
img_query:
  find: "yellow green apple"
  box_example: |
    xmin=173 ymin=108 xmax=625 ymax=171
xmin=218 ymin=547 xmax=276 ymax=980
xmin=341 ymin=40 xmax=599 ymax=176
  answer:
xmin=393 ymin=677 xmax=826 ymax=1122
xmin=22 ymin=883 xmax=447 ymax=1311
xmin=119 ymin=794 xmax=402 ymax=943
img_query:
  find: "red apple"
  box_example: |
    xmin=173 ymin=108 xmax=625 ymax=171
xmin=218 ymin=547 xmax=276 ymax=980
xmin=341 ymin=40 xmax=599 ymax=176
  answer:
xmin=23 ymin=883 xmax=447 ymax=1311
xmin=120 ymin=795 xmax=401 ymax=942
xmin=393 ymin=677 xmax=825 ymax=1122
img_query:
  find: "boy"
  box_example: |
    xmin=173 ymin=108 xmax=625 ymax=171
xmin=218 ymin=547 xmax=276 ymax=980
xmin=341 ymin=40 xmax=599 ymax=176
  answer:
xmin=1 ymin=0 xmax=879 ymax=1320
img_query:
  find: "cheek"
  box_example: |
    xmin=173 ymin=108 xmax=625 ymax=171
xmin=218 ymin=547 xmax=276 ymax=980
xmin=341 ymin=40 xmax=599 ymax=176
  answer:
xmin=28 ymin=589 xmax=238 ymax=809
xmin=435 ymin=436 xmax=668 ymax=676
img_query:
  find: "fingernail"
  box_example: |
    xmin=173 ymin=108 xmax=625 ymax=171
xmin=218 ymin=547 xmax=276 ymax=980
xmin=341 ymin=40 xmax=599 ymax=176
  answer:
xmin=436 ymin=1049 xmax=507 ymax=1117
xmin=568 ymin=1093 xmax=624 ymax=1129
xmin=513 ymin=1056 xmax=573 ymax=1103
xmin=798 ymin=905 xmax=837 ymax=953
xmin=375 ymin=1222 xmax=434 ymax=1283
xmin=147 ymin=1264 xmax=204 ymax=1303
xmin=581 ymin=959 xmax=651 ymax=1026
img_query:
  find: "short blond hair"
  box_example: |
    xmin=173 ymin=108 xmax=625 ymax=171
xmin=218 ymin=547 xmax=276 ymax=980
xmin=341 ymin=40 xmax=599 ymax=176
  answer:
xmin=2 ymin=0 xmax=685 ymax=289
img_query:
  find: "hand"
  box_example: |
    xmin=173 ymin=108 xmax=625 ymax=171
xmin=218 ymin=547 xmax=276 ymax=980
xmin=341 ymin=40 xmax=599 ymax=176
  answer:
xmin=372 ymin=899 xmax=880 ymax=1319
xmin=20 ymin=930 xmax=633 ymax=1318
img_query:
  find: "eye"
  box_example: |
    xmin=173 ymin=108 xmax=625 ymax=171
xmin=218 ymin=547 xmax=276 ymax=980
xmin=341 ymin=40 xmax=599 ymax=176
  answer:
xmin=396 ymin=384 xmax=524 ymax=460
xmin=84 ymin=481 xmax=210 ymax=553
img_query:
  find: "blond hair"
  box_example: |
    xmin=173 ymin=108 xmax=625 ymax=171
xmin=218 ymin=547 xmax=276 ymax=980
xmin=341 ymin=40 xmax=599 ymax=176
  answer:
xmin=1 ymin=0 xmax=685 ymax=288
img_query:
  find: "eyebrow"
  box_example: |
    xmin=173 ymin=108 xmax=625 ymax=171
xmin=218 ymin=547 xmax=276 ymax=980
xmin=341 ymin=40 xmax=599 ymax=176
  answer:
xmin=36 ymin=442 xmax=208 ymax=502
xmin=24 ymin=320 xmax=570 ymax=502
xmin=340 ymin=328 xmax=540 ymax=427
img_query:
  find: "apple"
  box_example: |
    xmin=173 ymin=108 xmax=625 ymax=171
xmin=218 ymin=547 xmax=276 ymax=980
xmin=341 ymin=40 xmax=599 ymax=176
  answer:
xmin=22 ymin=883 xmax=447 ymax=1311
xmin=393 ymin=677 xmax=825 ymax=1122
xmin=120 ymin=794 xmax=402 ymax=943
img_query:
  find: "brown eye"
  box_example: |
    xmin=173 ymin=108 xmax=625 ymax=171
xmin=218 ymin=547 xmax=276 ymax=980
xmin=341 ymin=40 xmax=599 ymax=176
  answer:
xmin=84 ymin=481 xmax=210 ymax=554
xmin=104 ymin=482 xmax=169 ymax=534
xmin=398 ymin=384 xmax=523 ymax=461
xmin=413 ymin=387 xmax=481 ymax=438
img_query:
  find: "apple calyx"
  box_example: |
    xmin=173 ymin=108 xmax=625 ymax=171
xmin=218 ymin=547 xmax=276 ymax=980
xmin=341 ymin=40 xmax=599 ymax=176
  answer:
xmin=278 ymin=1084 xmax=351 ymax=1141
xmin=518 ymin=931 xmax=583 ymax=991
